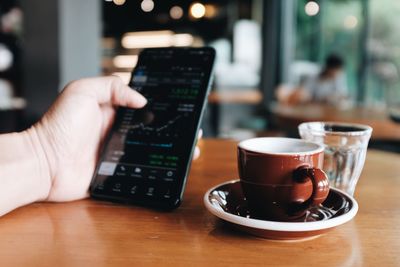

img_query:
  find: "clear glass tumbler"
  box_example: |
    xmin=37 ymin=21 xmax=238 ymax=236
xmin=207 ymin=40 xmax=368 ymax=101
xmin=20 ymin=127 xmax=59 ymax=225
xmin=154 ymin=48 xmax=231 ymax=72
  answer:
xmin=298 ymin=122 xmax=372 ymax=196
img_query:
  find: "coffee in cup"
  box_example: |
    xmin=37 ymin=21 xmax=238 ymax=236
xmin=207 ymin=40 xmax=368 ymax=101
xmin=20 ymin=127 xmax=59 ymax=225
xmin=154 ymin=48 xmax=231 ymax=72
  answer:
xmin=237 ymin=137 xmax=329 ymax=221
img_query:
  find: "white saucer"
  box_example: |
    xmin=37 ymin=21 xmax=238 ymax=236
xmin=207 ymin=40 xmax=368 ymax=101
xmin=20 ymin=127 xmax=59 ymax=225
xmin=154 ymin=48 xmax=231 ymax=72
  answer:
xmin=204 ymin=180 xmax=358 ymax=240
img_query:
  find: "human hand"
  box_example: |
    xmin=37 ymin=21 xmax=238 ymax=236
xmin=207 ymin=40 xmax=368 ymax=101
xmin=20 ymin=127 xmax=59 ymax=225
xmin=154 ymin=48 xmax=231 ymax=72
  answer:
xmin=30 ymin=76 xmax=147 ymax=201
xmin=29 ymin=76 xmax=202 ymax=202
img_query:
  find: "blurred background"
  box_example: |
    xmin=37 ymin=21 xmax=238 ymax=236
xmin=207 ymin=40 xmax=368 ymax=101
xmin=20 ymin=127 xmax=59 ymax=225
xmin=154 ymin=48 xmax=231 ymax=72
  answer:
xmin=1 ymin=0 xmax=400 ymax=151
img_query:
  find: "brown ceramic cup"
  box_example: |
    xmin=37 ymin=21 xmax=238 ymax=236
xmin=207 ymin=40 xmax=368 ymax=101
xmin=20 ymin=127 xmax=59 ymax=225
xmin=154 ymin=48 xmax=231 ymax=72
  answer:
xmin=238 ymin=137 xmax=330 ymax=221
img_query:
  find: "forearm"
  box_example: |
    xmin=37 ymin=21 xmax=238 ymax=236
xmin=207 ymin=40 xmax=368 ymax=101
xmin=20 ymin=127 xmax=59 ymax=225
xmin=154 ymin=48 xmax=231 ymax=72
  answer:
xmin=0 ymin=129 xmax=50 ymax=216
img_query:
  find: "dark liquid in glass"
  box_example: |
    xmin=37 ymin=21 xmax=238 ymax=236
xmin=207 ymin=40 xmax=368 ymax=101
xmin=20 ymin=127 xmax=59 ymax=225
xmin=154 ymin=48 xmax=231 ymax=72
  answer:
xmin=324 ymin=125 xmax=366 ymax=132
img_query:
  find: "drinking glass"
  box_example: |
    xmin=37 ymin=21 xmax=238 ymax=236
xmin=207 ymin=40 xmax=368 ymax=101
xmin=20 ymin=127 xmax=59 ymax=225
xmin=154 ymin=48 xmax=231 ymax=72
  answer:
xmin=298 ymin=122 xmax=372 ymax=196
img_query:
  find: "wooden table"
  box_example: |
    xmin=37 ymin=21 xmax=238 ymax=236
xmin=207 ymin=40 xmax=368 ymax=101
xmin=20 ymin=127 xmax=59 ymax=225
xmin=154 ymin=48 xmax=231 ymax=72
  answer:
xmin=0 ymin=139 xmax=399 ymax=266
xmin=271 ymin=103 xmax=400 ymax=141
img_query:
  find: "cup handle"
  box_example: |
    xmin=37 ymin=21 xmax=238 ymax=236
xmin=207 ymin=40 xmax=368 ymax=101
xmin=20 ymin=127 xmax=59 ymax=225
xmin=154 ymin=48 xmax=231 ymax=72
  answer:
xmin=293 ymin=165 xmax=330 ymax=207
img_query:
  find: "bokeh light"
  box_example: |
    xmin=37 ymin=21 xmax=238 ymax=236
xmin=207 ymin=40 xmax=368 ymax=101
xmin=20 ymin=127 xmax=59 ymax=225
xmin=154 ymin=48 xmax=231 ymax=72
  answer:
xmin=204 ymin=4 xmax=218 ymax=18
xmin=305 ymin=1 xmax=319 ymax=16
xmin=344 ymin=15 xmax=358 ymax=29
xmin=170 ymin=6 xmax=184 ymax=20
xmin=113 ymin=0 xmax=126 ymax=6
xmin=190 ymin=3 xmax=206 ymax=19
xmin=141 ymin=0 xmax=154 ymax=12
xmin=0 ymin=44 xmax=13 ymax=72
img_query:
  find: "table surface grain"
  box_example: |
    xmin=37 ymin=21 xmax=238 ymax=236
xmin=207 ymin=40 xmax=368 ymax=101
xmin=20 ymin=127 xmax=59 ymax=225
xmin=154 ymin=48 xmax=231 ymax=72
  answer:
xmin=0 ymin=139 xmax=399 ymax=267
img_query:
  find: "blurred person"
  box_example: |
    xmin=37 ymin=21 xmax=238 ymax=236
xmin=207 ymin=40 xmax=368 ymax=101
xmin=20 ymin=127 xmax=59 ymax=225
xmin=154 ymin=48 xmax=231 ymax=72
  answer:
xmin=305 ymin=54 xmax=348 ymax=103
xmin=0 ymin=76 xmax=200 ymax=216
xmin=276 ymin=54 xmax=349 ymax=105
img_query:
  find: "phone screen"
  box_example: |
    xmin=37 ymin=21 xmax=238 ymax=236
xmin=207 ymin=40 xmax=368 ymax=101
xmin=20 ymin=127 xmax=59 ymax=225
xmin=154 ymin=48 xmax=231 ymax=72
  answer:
xmin=90 ymin=48 xmax=215 ymax=208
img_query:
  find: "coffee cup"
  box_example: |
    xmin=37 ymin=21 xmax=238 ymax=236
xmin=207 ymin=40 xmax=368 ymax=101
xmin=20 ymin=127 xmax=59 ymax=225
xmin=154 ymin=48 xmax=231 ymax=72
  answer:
xmin=237 ymin=137 xmax=330 ymax=221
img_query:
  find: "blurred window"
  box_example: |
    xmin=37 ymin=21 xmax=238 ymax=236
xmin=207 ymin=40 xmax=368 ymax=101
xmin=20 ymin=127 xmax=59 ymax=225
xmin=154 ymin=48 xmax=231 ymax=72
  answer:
xmin=290 ymin=0 xmax=400 ymax=107
xmin=293 ymin=0 xmax=362 ymax=103
xmin=367 ymin=0 xmax=400 ymax=108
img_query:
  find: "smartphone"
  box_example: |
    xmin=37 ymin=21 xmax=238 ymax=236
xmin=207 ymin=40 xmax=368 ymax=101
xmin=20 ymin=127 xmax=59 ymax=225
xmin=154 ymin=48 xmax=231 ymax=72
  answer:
xmin=90 ymin=47 xmax=215 ymax=209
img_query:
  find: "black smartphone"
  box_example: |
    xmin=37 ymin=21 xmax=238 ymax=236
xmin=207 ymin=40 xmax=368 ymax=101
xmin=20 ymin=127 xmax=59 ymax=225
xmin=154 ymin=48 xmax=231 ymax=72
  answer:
xmin=90 ymin=47 xmax=215 ymax=209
